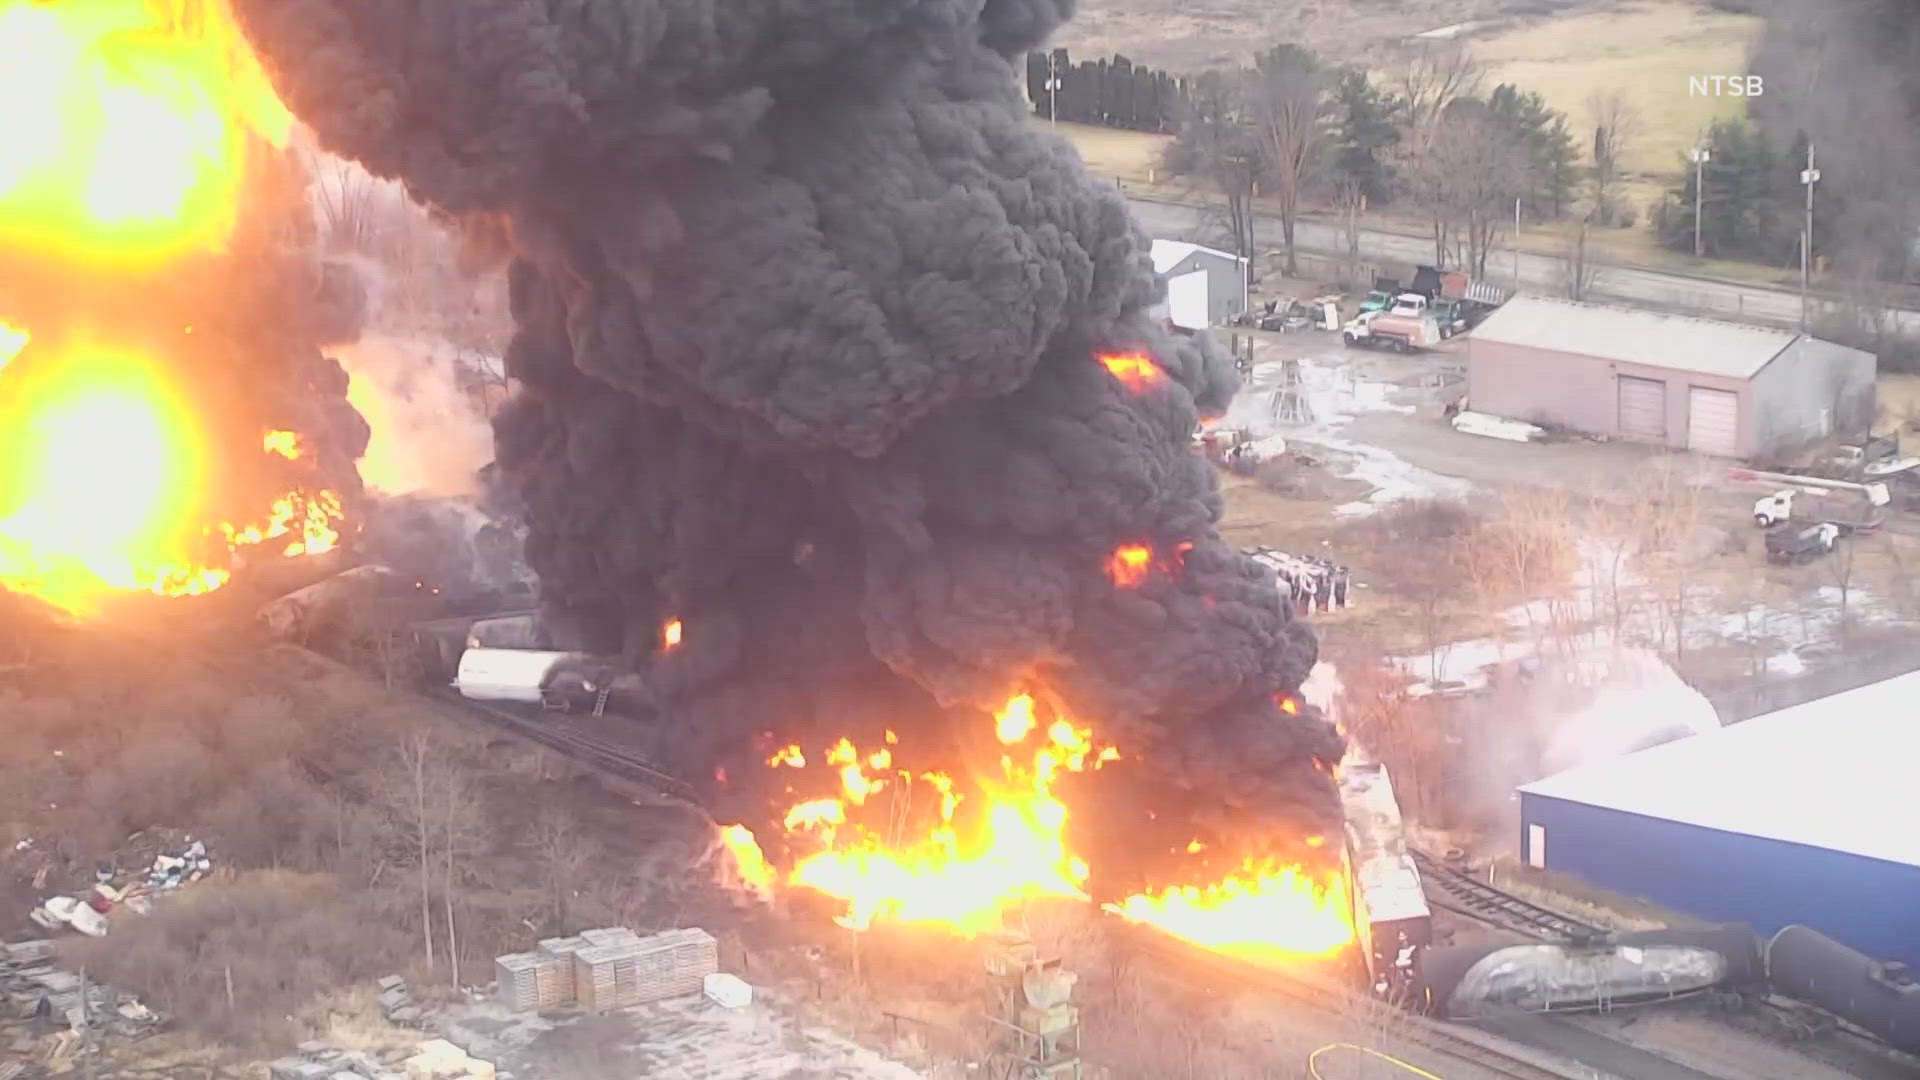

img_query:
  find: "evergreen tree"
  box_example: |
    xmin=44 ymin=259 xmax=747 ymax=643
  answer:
xmin=1485 ymin=84 xmax=1578 ymax=217
xmin=1651 ymin=118 xmax=1828 ymax=266
xmin=1327 ymin=68 xmax=1402 ymax=204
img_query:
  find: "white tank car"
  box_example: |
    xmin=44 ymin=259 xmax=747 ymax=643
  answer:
xmin=454 ymin=648 xmax=613 ymax=711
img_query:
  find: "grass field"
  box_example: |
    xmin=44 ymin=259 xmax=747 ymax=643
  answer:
xmin=1879 ymin=373 xmax=1920 ymax=432
xmin=1472 ymin=0 xmax=1761 ymax=179
xmin=1045 ymin=119 xmax=1168 ymax=180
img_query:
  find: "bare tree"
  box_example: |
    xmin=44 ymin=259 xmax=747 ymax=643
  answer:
xmin=1397 ymin=109 xmax=1531 ymax=274
xmin=1623 ymin=460 xmax=1715 ymax=670
xmin=1584 ymin=91 xmax=1639 ymax=228
xmin=1459 ymin=486 xmax=1577 ymax=643
xmin=533 ymin=806 xmax=595 ymax=930
xmin=1336 ymin=180 xmax=1366 ymax=286
xmin=1161 ymin=71 xmax=1265 ymax=281
xmin=397 ymin=734 xmax=437 ymax=972
xmin=439 ymin=760 xmax=486 ymax=986
xmin=1245 ymin=45 xmax=1332 ymax=276
xmin=1562 ymin=214 xmax=1597 ymax=301
xmin=1826 ymin=533 xmax=1861 ymax=637
xmin=1390 ymin=42 xmax=1483 ymax=152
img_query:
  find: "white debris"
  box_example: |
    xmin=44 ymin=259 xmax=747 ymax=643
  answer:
xmin=1451 ymin=410 xmax=1543 ymax=443
xmin=703 ymin=972 xmax=753 ymax=1009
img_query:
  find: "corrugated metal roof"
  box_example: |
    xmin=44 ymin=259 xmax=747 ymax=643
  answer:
xmin=1520 ymin=670 xmax=1920 ymax=869
xmin=1470 ymin=295 xmax=1800 ymax=379
xmin=1151 ymin=239 xmax=1242 ymax=275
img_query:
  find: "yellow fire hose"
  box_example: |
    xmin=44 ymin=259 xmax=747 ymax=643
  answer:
xmin=1307 ymin=1041 xmax=1447 ymax=1079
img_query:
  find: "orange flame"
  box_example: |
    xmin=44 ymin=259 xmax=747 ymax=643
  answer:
xmin=0 ymin=0 xmax=294 ymax=265
xmin=662 ymin=617 xmax=683 ymax=650
xmin=1105 ymin=859 xmax=1354 ymax=961
xmin=1098 ymin=351 xmax=1166 ymax=394
xmin=1106 ymin=543 xmax=1153 ymax=588
xmin=262 ymin=428 xmax=300 ymax=460
xmin=719 ymin=693 xmax=1353 ymax=962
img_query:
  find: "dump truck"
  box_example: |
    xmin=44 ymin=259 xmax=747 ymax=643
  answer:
xmin=1738 ymin=469 xmax=1890 ymax=532
xmin=1343 ymin=294 xmax=1442 ymax=352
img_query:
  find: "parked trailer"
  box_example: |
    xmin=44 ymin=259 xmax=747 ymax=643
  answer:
xmin=1767 ymin=925 xmax=1920 ymax=1055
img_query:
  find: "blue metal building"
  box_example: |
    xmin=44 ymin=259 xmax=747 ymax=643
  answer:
xmin=1518 ymin=670 xmax=1920 ymax=967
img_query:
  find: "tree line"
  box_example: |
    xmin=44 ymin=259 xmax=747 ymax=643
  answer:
xmin=1024 ymin=49 xmax=1192 ymax=132
xmin=1154 ymin=42 xmax=1592 ymax=280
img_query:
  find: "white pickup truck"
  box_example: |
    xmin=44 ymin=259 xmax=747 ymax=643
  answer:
xmin=1342 ymin=294 xmax=1442 ymax=352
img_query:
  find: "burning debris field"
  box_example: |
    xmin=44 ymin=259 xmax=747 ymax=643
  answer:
xmin=210 ymin=0 xmax=1351 ymax=953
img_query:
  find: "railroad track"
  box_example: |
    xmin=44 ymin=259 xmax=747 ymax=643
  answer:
xmin=1409 ymin=849 xmax=1606 ymax=942
xmin=1120 ymin=925 xmax=1597 ymax=1080
xmin=418 ymin=685 xmax=698 ymax=802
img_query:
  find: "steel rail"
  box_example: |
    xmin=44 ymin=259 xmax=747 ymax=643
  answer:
xmin=1408 ymin=849 xmax=1605 ymax=941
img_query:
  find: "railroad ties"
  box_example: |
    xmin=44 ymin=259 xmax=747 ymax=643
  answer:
xmin=1408 ymin=849 xmax=1606 ymax=942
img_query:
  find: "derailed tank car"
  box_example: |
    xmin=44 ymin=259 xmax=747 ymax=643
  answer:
xmin=454 ymin=648 xmax=618 ymax=713
xmin=1418 ymin=925 xmax=1765 ymax=1019
xmin=1338 ymin=762 xmax=1432 ymax=1002
xmin=1767 ymin=925 xmax=1920 ymax=1055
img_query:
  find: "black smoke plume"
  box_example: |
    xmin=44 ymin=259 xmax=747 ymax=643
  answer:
xmin=233 ymin=0 xmax=1342 ymax=891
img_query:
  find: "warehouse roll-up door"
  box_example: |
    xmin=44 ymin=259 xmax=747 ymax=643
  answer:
xmin=1687 ymin=386 xmax=1740 ymax=457
xmin=1617 ymin=376 xmax=1667 ymax=439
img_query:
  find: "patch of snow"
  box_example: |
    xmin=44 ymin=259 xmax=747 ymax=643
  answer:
xmin=1452 ymin=411 xmax=1542 ymax=443
xmin=1218 ymin=351 xmax=1473 ymax=515
xmin=1766 ymin=651 xmax=1807 ymax=676
xmin=1331 ymin=443 xmax=1474 ymax=516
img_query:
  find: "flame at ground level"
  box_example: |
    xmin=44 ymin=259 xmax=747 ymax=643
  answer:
xmin=718 ymin=694 xmax=1354 ymax=961
xmin=0 ymin=323 xmax=342 ymax=614
xmin=1104 ymin=860 xmax=1354 ymax=960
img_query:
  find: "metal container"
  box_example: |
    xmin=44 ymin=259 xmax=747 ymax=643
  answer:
xmin=454 ymin=648 xmax=576 ymax=705
xmin=1767 ymin=925 xmax=1920 ymax=1054
xmin=1422 ymin=926 xmax=1764 ymax=1019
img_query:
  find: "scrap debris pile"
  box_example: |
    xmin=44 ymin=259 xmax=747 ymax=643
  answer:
xmin=26 ymin=839 xmax=212 ymax=940
xmin=2 ymin=939 xmax=165 ymax=1060
xmin=1247 ymin=548 xmax=1353 ymax=616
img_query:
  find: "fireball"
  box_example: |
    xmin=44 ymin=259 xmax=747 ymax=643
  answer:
xmin=0 ymin=0 xmax=346 ymax=615
xmin=0 ymin=0 xmax=293 ymax=264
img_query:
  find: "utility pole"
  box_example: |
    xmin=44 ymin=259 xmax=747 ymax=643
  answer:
xmin=1688 ymin=146 xmax=1710 ymax=258
xmin=1046 ymin=53 xmax=1060 ymax=124
xmin=1513 ymin=196 xmax=1522 ymax=290
xmin=1800 ymin=143 xmax=1820 ymax=331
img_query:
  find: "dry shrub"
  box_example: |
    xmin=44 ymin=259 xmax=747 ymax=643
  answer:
xmin=1365 ymin=497 xmax=1481 ymax=548
xmin=58 ymin=870 xmax=409 ymax=1051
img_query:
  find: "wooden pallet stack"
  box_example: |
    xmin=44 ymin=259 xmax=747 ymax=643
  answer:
xmin=492 ymin=954 xmax=541 ymax=1012
xmin=631 ymin=928 xmax=718 ymax=1004
xmin=501 ymin=926 xmax=720 ymax=1013
xmin=535 ymin=936 xmax=589 ymax=1005
xmin=570 ymin=943 xmax=629 ymax=1012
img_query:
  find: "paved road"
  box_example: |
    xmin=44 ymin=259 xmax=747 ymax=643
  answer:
xmin=1127 ymin=195 xmax=1920 ymax=337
